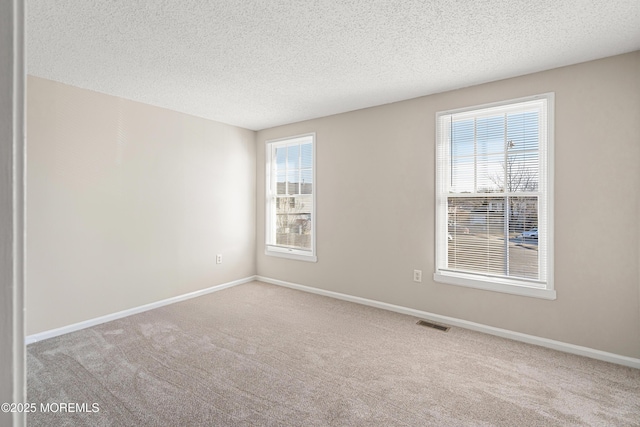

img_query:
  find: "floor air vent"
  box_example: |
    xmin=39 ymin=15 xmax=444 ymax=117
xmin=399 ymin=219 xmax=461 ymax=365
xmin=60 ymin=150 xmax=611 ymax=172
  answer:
xmin=416 ymin=320 xmax=450 ymax=332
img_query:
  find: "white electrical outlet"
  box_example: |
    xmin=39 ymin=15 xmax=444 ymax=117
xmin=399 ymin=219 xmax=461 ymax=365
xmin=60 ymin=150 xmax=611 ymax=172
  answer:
xmin=413 ymin=269 xmax=422 ymax=283
xmin=216 ymin=254 xmax=222 ymax=264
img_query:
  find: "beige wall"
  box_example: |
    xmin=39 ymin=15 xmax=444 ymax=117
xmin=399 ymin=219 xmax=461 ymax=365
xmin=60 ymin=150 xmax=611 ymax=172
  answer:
xmin=26 ymin=76 xmax=256 ymax=335
xmin=256 ymin=52 xmax=640 ymax=358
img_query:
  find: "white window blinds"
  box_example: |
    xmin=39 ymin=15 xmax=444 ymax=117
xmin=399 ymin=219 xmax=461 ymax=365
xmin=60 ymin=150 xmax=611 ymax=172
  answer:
xmin=265 ymin=133 xmax=316 ymax=261
xmin=435 ymin=94 xmax=554 ymax=298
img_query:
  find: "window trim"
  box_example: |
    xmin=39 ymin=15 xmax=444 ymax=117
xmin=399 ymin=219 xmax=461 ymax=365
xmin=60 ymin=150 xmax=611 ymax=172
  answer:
xmin=265 ymin=133 xmax=317 ymax=262
xmin=434 ymin=94 xmax=555 ymax=299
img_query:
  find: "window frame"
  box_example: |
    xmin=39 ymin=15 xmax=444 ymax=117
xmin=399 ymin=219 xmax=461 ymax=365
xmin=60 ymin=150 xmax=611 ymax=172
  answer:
xmin=434 ymin=94 xmax=555 ymax=299
xmin=265 ymin=133 xmax=317 ymax=262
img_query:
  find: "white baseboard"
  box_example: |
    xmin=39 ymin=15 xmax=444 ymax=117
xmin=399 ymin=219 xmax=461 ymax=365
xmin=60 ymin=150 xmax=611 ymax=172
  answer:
xmin=256 ymin=275 xmax=640 ymax=369
xmin=25 ymin=276 xmax=256 ymax=345
xmin=27 ymin=274 xmax=640 ymax=369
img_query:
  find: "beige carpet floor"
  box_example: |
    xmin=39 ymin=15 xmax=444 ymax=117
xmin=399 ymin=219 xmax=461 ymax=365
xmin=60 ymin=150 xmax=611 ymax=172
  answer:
xmin=27 ymin=281 xmax=640 ymax=426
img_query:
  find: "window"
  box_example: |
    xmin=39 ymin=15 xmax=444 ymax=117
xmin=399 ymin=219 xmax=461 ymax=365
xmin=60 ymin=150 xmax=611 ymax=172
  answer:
xmin=435 ymin=94 xmax=555 ymax=299
xmin=265 ymin=133 xmax=317 ymax=261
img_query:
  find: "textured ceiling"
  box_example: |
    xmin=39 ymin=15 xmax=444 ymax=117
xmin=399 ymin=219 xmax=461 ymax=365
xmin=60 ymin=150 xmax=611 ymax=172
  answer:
xmin=28 ymin=1 xmax=640 ymax=130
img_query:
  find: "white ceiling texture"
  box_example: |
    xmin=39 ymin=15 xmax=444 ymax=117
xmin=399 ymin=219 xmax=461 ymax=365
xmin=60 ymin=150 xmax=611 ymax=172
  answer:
xmin=28 ymin=0 xmax=640 ymax=130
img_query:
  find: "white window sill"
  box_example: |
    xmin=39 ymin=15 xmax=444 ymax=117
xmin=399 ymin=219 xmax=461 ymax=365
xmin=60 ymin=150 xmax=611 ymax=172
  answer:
xmin=433 ymin=271 xmax=556 ymax=300
xmin=265 ymin=246 xmax=317 ymax=262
